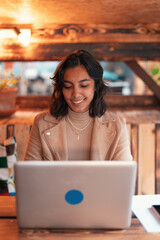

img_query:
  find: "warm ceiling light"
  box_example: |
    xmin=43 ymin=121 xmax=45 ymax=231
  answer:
xmin=18 ymin=29 xmax=31 ymax=46
xmin=0 ymin=29 xmax=17 ymax=39
xmin=0 ymin=28 xmax=31 ymax=46
xmin=14 ymin=27 xmax=31 ymax=46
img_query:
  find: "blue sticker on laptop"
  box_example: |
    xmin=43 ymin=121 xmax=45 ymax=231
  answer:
xmin=65 ymin=189 xmax=84 ymax=205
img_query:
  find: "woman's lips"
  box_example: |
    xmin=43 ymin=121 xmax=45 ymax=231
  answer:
xmin=71 ymin=98 xmax=85 ymax=105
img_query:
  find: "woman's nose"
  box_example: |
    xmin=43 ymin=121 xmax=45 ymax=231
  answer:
xmin=72 ymin=87 xmax=80 ymax=98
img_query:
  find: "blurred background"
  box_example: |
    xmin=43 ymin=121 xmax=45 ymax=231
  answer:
xmin=1 ymin=60 xmax=159 ymax=96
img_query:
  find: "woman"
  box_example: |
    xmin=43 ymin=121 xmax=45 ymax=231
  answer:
xmin=24 ymin=50 xmax=132 ymax=161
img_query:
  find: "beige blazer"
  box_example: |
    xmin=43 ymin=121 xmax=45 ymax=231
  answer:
xmin=24 ymin=111 xmax=132 ymax=161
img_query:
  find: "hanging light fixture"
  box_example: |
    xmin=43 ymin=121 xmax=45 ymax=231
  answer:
xmin=14 ymin=27 xmax=31 ymax=46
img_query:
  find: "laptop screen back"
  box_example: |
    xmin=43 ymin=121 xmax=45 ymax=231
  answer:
xmin=15 ymin=161 xmax=137 ymax=229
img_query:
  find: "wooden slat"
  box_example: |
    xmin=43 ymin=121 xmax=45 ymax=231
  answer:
xmin=0 ymin=125 xmax=7 ymax=143
xmin=156 ymin=124 xmax=160 ymax=194
xmin=16 ymin=95 xmax=160 ymax=109
xmin=126 ymin=124 xmax=131 ymax=142
xmin=131 ymin=125 xmax=138 ymax=163
xmin=138 ymin=124 xmax=155 ymax=194
xmin=14 ymin=125 xmax=31 ymax=160
xmin=1 ymin=42 xmax=160 ymax=61
xmin=6 ymin=124 xmax=15 ymax=138
xmin=131 ymin=124 xmax=138 ymax=195
xmin=126 ymin=61 xmax=160 ymax=101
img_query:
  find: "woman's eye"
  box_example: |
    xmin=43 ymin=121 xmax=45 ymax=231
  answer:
xmin=81 ymin=85 xmax=88 ymax=88
xmin=64 ymin=86 xmax=72 ymax=89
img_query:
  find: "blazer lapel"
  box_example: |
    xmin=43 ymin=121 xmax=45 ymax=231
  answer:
xmin=43 ymin=118 xmax=68 ymax=160
xmin=90 ymin=115 xmax=116 ymax=160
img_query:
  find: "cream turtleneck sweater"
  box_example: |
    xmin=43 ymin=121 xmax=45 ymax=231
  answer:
xmin=66 ymin=108 xmax=94 ymax=160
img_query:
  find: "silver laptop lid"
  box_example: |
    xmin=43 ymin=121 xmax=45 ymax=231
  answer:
xmin=15 ymin=161 xmax=137 ymax=229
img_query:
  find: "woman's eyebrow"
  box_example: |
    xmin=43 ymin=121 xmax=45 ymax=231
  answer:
xmin=79 ymin=79 xmax=91 ymax=83
xmin=64 ymin=80 xmax=72 ymax=84
xmin=64 ymin=79 xmax=91 ymax=83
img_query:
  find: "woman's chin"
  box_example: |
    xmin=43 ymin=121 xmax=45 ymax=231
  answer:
xmin=69 ymin=105 xmax=88 ymax=113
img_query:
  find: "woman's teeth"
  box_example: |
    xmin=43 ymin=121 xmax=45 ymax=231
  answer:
xmin=72 ymin=99 xmax=84 ymax=104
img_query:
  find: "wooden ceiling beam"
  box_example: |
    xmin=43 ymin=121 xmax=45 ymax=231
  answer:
xmin=32 ymin=23 xmax=160 ymax=43
xmin=1 ymin=42 xmax=160 ymax=61
xmin=126 ymin=61 xmax=160 ymax=101
xmin=1 ymin=23 xmax=160 ymax=43
xmin=0 ymin=23 xmax=160 ymax=61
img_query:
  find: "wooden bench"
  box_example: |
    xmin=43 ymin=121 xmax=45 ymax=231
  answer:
xmin=0 ymin=109 xmax=160 ymax=195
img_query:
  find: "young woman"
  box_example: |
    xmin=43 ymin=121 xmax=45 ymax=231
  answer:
xmin=24 ymin=50 xmax=132 ymax=161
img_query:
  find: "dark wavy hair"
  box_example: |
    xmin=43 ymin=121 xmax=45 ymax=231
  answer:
xmin=50 ymin=50 xmax=108 ymax=118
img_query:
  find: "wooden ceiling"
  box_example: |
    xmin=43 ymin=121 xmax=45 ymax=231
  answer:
xmin=1 ymin=0 xmax=160 ymax=25
xmin=0 ymin=0 xmax=160 ymax=61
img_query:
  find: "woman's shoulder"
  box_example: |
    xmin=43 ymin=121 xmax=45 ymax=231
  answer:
xmin=34 ymin=111 xmax=60 ymax=124
xmin=99 ymin=111 xmax=126 ymax=125
xmin=34 ymin=111 xmax=48 ymax=119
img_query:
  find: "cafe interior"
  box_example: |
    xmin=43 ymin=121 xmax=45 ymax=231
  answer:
xmin=0 ymin=0 xmax=160 ymax=239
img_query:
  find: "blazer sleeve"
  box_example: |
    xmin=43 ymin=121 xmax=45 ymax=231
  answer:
xmin=24 ymin=116 xmax=43 ymax=160
xmin=111 ymin=117 xmax=133 ymax=161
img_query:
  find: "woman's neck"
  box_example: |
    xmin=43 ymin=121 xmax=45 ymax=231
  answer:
xmin=67 ymin=108 xmax=91 ymax=127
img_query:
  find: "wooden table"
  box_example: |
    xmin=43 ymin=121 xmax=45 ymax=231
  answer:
xmin=0 ymin=197 xmax=160 ymax=240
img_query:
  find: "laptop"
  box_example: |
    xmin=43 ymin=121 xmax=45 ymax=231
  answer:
xmin=14 ymin=161 xmax=137 ymax=229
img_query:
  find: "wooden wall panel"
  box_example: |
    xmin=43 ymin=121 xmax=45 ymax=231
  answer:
xmin=6 ymin=124 xmax=15 ymax=138
xmin=156 ymin=124 xmax=160 ymax=194
xmin=131 ymin=124 xmax=138 ymax=163
xmin=126 ymin=124 xmax=131 ymax=142
xmin=14 ymin=125 xmax=31 ymax=161
xmin=131 ymin=124 xmax=138 ymax=194
xmin=0 ymin=125 xmax=7 ymax=143
xmin=138 ymin=124 xmax=155 ymax=195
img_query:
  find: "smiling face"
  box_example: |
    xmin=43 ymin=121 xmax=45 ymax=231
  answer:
xmin=62 ymin=65 xmax=95 ymax=113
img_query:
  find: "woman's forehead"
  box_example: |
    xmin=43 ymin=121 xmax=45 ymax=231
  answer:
xmin=64 ymin=65 xmax=92 ymax=81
